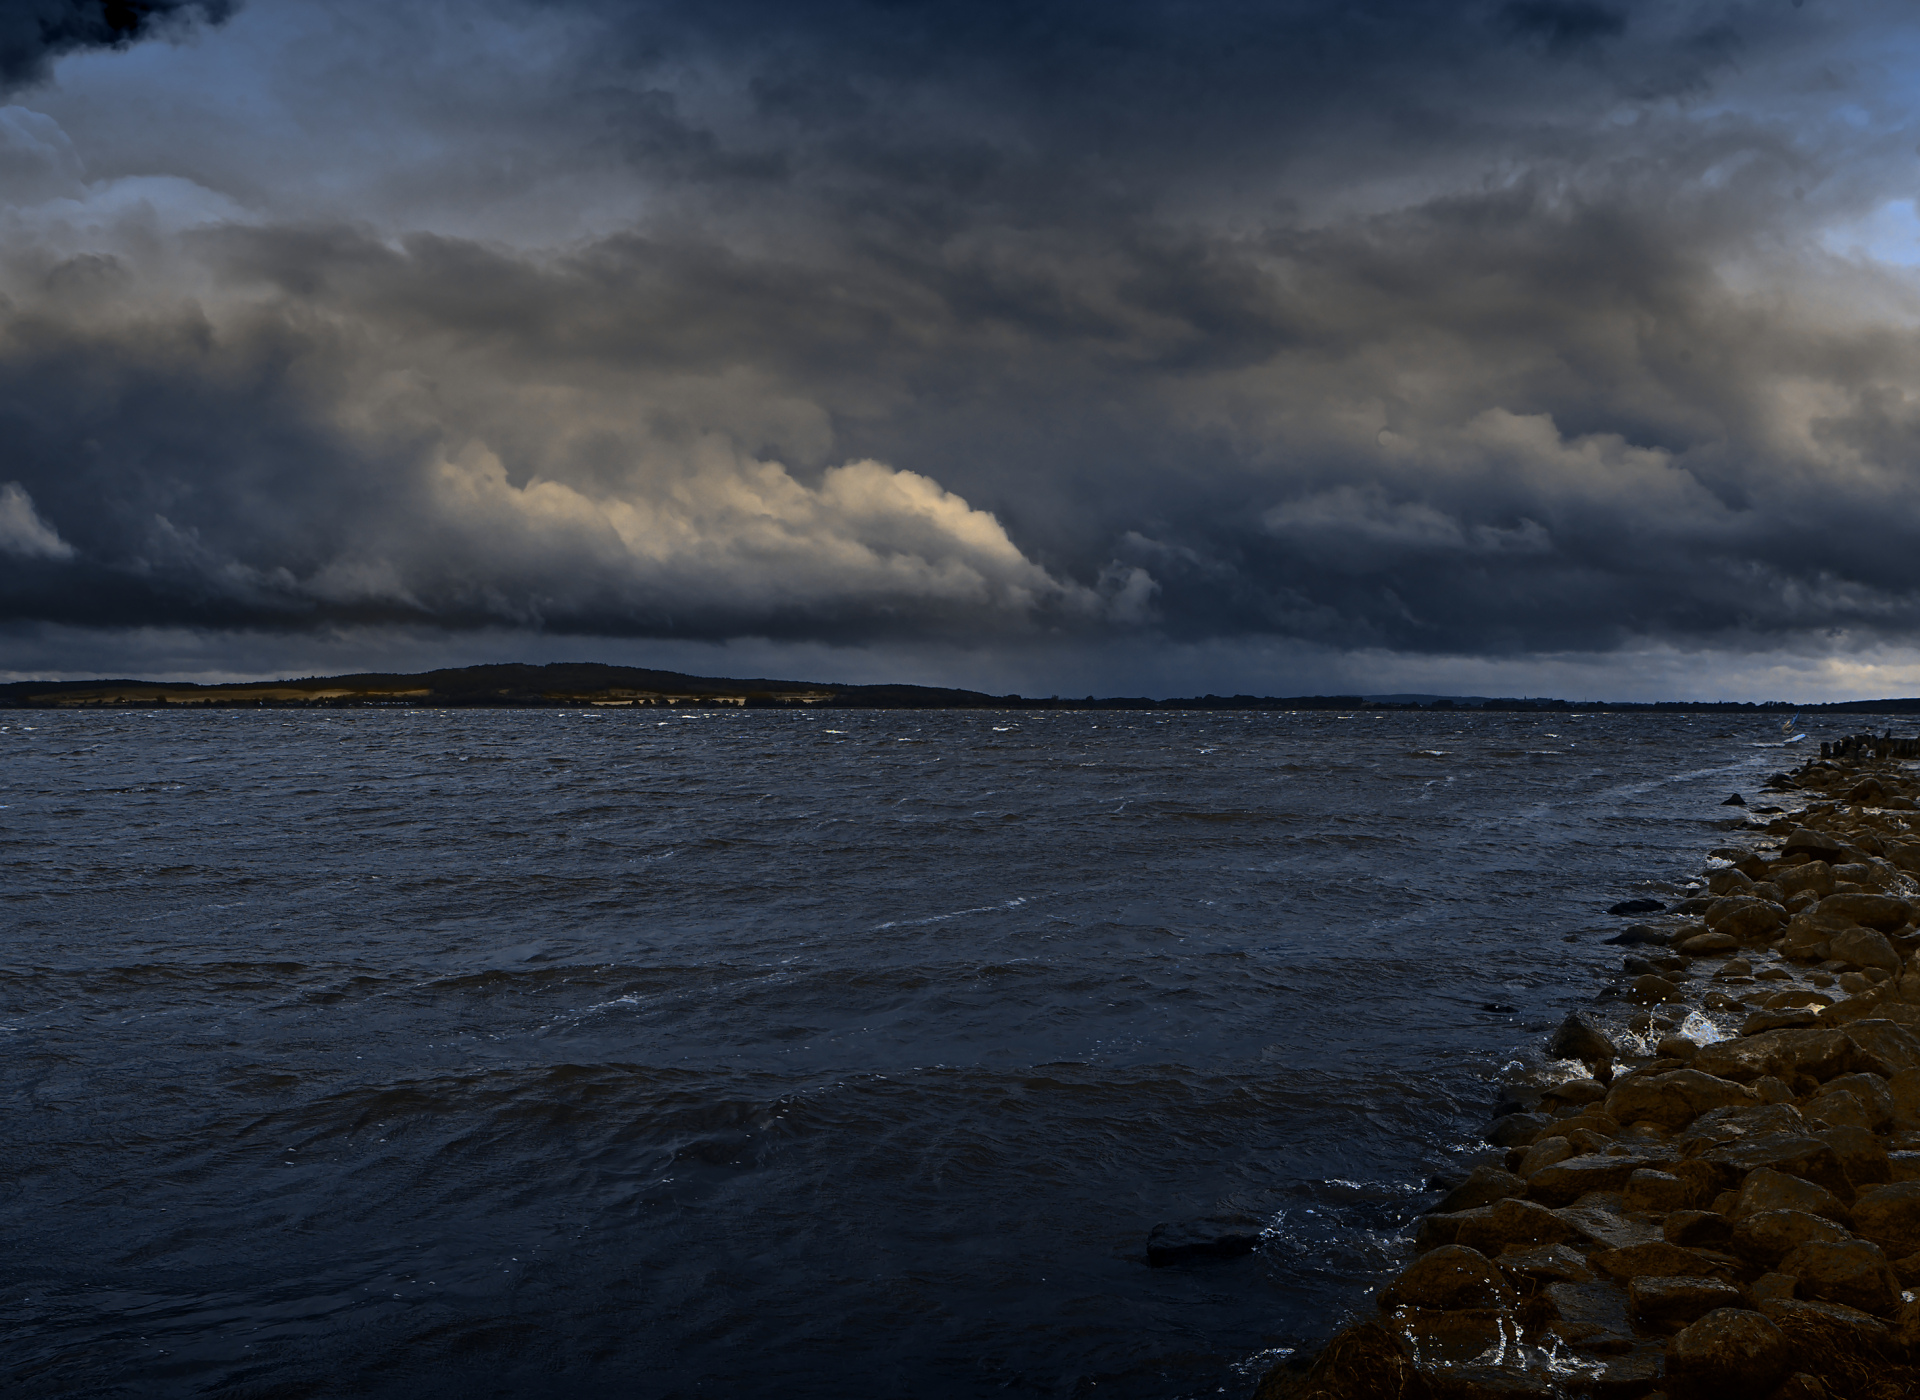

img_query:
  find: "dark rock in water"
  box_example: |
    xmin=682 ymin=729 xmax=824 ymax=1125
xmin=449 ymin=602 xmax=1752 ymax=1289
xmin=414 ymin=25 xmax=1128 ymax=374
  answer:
xmin=1480 ymin=1002 xmax=1517 ymax=1014
xmin=1608 ymin=897 xmax=1667 ymax=915
xmin=1754 ymin=805 xmax=1784 ymax=814
xmin=1722 ymin=792 xmax=1748 ymax=807
xmin=1487 ymin=1111 xmax=1554 ymax=1148
xmin=1433 ymin=1164 xmax=1525 ymax=1214
xmin=1378 ymin=1244 xmax=1514 ymax=1310
xmin=1252 ymin=1319 xmax=1421 ymax=1400
xmin=1603 ymin=923 xmax=1670 ymax=946
xmin=1547 ymin=1012 xmax=1617 ymax=1076
xmin=1145 ymin=1214 xmax=1262 ymax=1267
xmin=1763 ymin=772 xmax=1801 ymax=791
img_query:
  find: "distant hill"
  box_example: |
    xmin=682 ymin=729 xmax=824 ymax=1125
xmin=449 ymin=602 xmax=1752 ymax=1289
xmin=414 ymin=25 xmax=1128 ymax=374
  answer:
xmin=3 ymin=663 xmax=1920 ymax=713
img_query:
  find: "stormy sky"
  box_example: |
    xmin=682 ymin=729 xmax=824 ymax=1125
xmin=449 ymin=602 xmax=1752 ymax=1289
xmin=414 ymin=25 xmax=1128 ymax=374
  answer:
xmin=6 ymin=0 xmax=1920 ymax=697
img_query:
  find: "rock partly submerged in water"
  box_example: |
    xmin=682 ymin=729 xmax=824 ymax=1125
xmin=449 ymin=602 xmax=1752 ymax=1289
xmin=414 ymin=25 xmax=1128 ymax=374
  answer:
xmin=1145 ymin=1214 xmax=1262 ymax=1266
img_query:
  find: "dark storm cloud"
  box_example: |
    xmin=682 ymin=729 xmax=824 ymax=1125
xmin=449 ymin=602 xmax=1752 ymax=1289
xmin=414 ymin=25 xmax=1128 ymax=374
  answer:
xmin=0 ymin=0 xmax=238 ymax=91
xmin=5 ymin=0 xmax=1920 ymax=682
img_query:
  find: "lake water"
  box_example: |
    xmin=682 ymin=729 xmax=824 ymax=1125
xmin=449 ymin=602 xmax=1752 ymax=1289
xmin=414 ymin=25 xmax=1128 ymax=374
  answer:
xmin=0 ymin=707 xmax=1814 ymax=1397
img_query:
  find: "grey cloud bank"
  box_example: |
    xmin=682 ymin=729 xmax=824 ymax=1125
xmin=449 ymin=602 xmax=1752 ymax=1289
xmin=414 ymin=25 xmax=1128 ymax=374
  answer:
xmin=5 ymin=0 xmax=1920 ymax=698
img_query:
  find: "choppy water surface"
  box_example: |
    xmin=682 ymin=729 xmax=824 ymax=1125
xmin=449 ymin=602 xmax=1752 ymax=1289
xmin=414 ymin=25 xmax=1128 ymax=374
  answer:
xmin=0 ymin=708 xmax=1818 ymax=1397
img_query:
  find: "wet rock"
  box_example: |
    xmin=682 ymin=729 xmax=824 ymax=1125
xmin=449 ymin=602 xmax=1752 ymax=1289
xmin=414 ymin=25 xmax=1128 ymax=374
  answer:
xmin=1625 ymin=1168 xmax=1695 ymax=1213
xmin=1818 ymin=892 xmax=1913 ymax=932
xmin=1892 ymin=1067 xmax=1920 ymax=1131
xmin=1452 ymin=1196 xmax=1585 ymax=1254
xmin=1496 ymin=1242 xmax=1594 ymax=1285
xmin=1542 ymin=1077 xmax=1609 ymax=1107
xmin=1783 ymin=829 xmax=1850 ymax=866
xmin=1546 ymin=1012 xmax=1617 ymax=1078
xmin=1666 ymin=1211 xmax=1734 ymax=1248
xmin=1722 ymin=793 xmax=1748 ymax=807
xmin=1847 ymin=777 xmax=1888 ymax=805
xmin=1817 ymin=1071 xmax=1893 ymax=1129
xmin=1146 ymin=1214 xmax=1263 ymax=1266
xmin=1754 ymin=1076 xmax=1796 ymax=1104
xmin=1816 ymin=1125 xmax=1889 ymax=1191
xmin=1706 ymin=898 xmax=1787 ymax=942
xmin=1487 ymin=1111 xmax=1555 ymax=1148
xmin=1516 ymin=1136 xmax=1574 ymax=1177
xmin=1604 ymin=1068 xmax=1759 ymax=1129
xmin=1838 ymin=1018 xmax=1920 ymax=1077
xmin=1709 ymin=868 xmax=1757 ymax=896
xmin=1729 ymin=1209 xmax=1854 ymax=1268
xmin=1848 ymin=1180 xmax=1920 ymax=1257
xmin=1691 ymin=1028 xmax=1851 ymax=1084
xmin=1631 ymin=1275 xmax=1747 ymax=1326
xmin=1253 ymin=1319 xmax=1425 ymax=1400
xmin=1377 ymin=1244 xmax=1514 ymax=1311
xmin=1630 ymin=973 xmax=1684 ymax=1004
xmin=1432 ymin=1165 xmax=1525 ymax=1214
xmin=1674 ymin=1103 xmax=1809 ymax=1150
xmin=1743 ymin=1009 xmax=1822 ymax=1034
xmin=1802 ymin=1089 xmax=1873 ymax=1132
xmin=1658 ymin=1036 xmax=1700 ymax=1061
xmin=1554 ymin=1196 xmax=1664 ymax=1250
xmin=1895 ymin=1295 xmax=1920 ymax=1350
xmin=1774 ymin=862 xmax=1835 ymax=900
xmin=1593 ymin=1240 xmax=1737 ymax=1282
xmin=1828 ymin=926 xmax=1901 ymax=973
xmin=1609 ymin=898 xmax=1667 ymax=915
xmin=1776 ymin=1239 xmax=1900 ymax=1315
xmin=1603 ymin=924 xmax=1670 ymax=946
xmin=1765 ymin=1372 xmax=1831 ymax=1400
xmin=1757 ymin=1298 xmax=1895 ymax=1382
xmin=1751 ymin=1273 xmax=1798 ymax=1303
xmin=1527 ymin=1153 xmax=1659 ymax=1207
xmin=1728 ymin=1168 xmax=1850 ymax=1226
xmin=1665 ymin=1308 xmax=1790 ymax=1398
xmin=1682 ymin=930 xmax=1741 ymax=955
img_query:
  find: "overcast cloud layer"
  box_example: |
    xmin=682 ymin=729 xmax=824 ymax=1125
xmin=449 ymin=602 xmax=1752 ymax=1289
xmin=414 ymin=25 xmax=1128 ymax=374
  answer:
xmin=6 ymin=0 xmax=1920 ymax=697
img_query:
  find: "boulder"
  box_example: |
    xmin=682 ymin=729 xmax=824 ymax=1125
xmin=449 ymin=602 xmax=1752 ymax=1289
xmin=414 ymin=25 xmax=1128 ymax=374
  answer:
xmin=1666 ymin=1210 xmax=1735 ymax=1248
xmin=1777 ymin=1239 xmax=1901 ymax=1316
xmin=1818 ymin=1071 xmax=1894 ymax=1129
xmin=1802 ymin=1089 xmax=1874 ymax=1132
xmin=1891 ymin=1067 xmax=1920 ymax=1132
xmin=1376 ymin=1244 xmax=1514 ymax=1310
xmin=1847 ymin=777 xmax=1888 ymax=805
xmin=1706 ymin=897 xmax=1786 ymax=942
xmin=1629 ymin=973 xmax=1684 ymax=1004
xmin=1486 ymin=1110 xmax=1555 ymax=1148
xmin=1681 ymin=930 xmax=1741 ymax=955
xmin=1699 ymin=1136 xmax=1850 ymax=1201
xmin=1516 ymin=1137 xmax=1575 ymax=1178
xmin=1728 ymin=1168 xmax=1849 ymax=1226
xmin=1146 ymin=1215 xmax=1263 ymax=1266
xmin=1757 ymin=1298 xmax=1895 ymax=1380
xmin=1624 ymin=1168 xmax=1696 ymax=1213
xmin=1774 ymin=862 xmax=1835 ymax=900
xmin=1451 ymin=1196 xmax=1586 ymax=1254
xmin=1527 ymin=1153 xmax=1670 ymax=1208
xmin=1592 ymin=1240 xmax=1736 ymax=1282
xmin=1495 ymin=1242 xmax=1595 ymax=1285
xmin=1691 ymin=1029 xmax=1851 ymax=1084
xmin=1543 ymin=1077 xmax=1609 ymax=1106
xmin=1675 ymin=1102 xmax=1809 ymax=1150
xmin=1828 ymin=926 xmax=1901 ymax=973
xmin=1432 ymin=1165 xmax=1526 ymax=1214
xmin=1818 ymin=892 xmax=1913 ymax=932
xmin=1730 ymin=1209 xmax=1854 ymax=1267
xmin=1256 ymin=1320 xmax=1423 ymax=1400
xmin=1609 ymin=897 xmax=1667 ymax=915
xmin=1709 ymin=868 xmax=1756 ymax=896
xmin=1664 ymin=1308 xmax=1791 ymax=1397
xmin=1849 ymin=1180 xmax=1920 ymax=1258
xmin=1603 ymin=1069 xmax=1759 ymax=1128
xmin=1603 ymin=923 xmax=1670 ymax=946
xmin=1630 ymin=1274 xmax=1746 ymax=1326
xmin=1783 ymin=829 xmax=1850 ymax=865
xmin=1546 ymin=1012 xmax=1617 ymax=1072
xmin=1839 ymin=1019 xmax=1920 ymax=1077
xmin=1817 ymin=1125 xmax=1890 ymax=1191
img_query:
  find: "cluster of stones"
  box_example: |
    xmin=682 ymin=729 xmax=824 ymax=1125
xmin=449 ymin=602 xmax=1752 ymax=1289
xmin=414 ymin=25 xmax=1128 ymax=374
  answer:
xmin=1261 ymin=752 xmax=1920 ymax=1399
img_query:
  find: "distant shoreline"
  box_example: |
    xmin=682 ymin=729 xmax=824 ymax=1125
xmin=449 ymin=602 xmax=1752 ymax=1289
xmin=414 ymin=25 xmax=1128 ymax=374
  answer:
xmin=4 ymin=662 xmax=1920 ymax=713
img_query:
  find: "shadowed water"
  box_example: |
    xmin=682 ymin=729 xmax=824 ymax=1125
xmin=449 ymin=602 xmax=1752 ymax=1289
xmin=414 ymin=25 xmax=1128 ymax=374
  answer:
xmin=0 ymin=708 xmax=1811 ymax=1397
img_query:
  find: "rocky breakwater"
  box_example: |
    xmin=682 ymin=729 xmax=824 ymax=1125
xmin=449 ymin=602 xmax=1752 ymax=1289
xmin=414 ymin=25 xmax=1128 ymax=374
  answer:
xmin=1259 ymin=749 xmax=1920 ymax=1400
